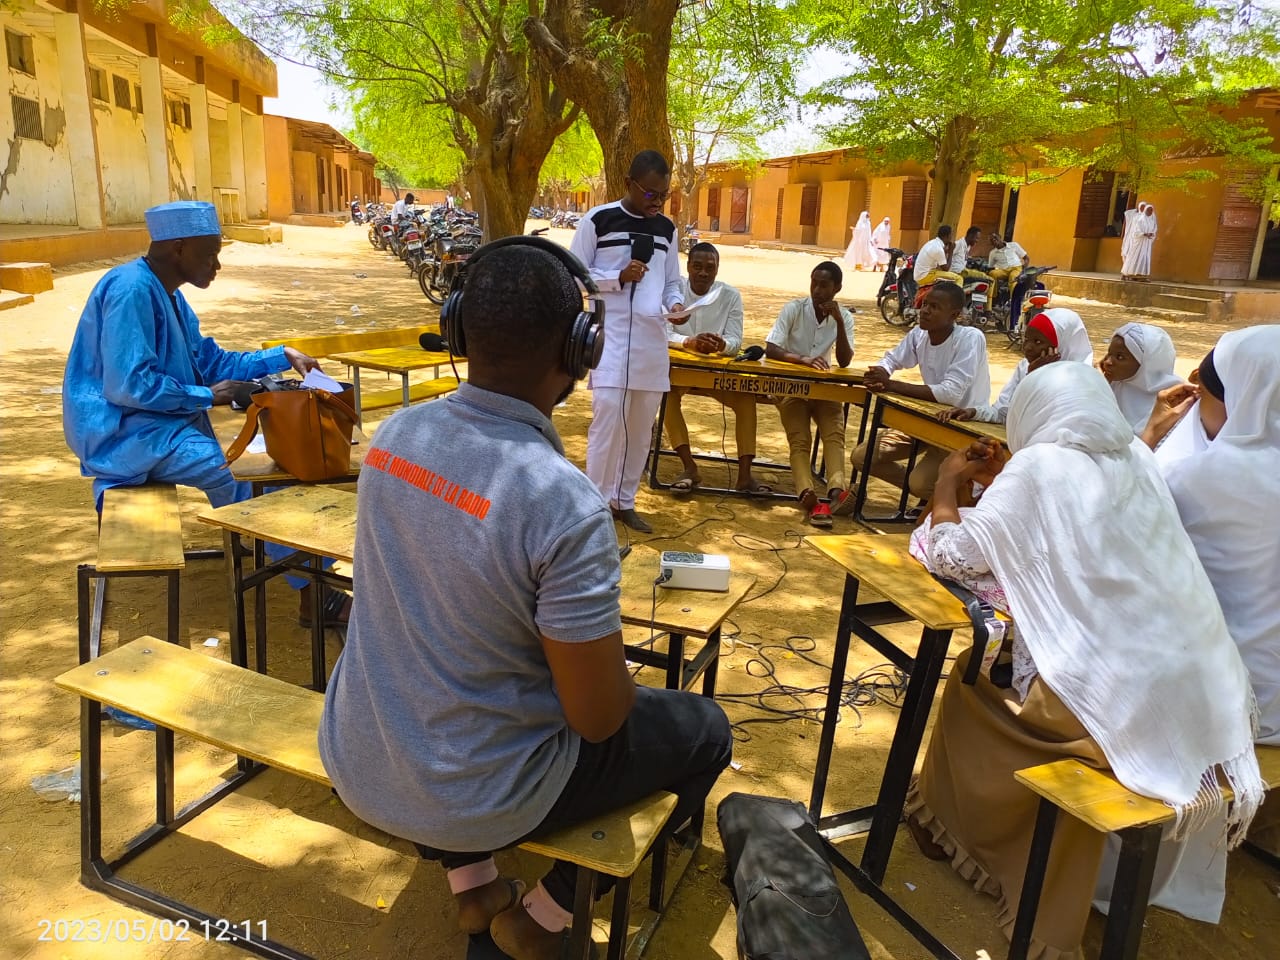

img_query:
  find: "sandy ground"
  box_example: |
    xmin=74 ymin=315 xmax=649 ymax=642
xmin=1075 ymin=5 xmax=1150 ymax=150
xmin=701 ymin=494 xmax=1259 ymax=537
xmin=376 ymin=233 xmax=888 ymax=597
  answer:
xmin=2 ymin=224 xmax=1277 ymax=960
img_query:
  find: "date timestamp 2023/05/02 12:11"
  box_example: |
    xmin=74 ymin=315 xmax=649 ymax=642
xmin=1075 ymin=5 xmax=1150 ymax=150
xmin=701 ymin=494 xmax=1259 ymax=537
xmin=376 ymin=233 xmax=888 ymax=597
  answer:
xmin=37 ymin=916 xmax=267 ymax=944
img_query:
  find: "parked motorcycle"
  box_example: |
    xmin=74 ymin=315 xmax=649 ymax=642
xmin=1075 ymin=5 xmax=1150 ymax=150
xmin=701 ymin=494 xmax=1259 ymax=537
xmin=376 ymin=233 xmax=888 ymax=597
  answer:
xmin=1004 ymin=265 xmax=1057 ymax=346
xmin=679 ymin=222 xmax=701 ymax=253
xmin=418 ymin=221 xmax=483 ymax=303
xmin=877 ymin=248 xmax=919 ymax=326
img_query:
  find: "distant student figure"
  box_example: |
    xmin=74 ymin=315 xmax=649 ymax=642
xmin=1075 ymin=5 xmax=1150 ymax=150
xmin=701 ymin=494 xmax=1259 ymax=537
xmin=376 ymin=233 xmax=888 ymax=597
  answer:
xmin=853 ymin=282 xmax=991 ymax=502
xmin=940 ymin=308 xmax=1093 ymax=425
xmin=844 ymin=212 xmax=875 ymax=271
xmin=1121 ymin=203 xmax=1158 ymax=280
xmin=1100 ymin=321 xmax=1183 ymax=433
xmin=872 ymin=217 xmax=892 ymax=270
xmin=913 ymin=225 xmax=963 ymax=287
xmin=764 ymin=260 xmax=856 ymax=528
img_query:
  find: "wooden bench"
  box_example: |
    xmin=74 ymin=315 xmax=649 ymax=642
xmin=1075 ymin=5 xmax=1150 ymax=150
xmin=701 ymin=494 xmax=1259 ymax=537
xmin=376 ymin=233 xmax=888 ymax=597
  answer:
xmin=1010 ymin=747 xmax=1280 ymax=960
xmin=261 ymin=323 xmax=440 ymax=358
xmin=359 ymin=373 xmax=460 ymax=413
xmin=78 ymin=485 xmax=186 ymax=661
xmin=56 ymin=637 xmax=685 ymax=960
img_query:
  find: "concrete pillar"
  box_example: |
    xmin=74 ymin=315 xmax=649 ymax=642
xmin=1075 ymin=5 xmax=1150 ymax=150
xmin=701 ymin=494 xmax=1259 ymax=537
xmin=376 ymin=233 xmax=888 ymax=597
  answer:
xmin=52 ymin=12 xmax=106 ymax=229
xmin=139 ymin=57 xmax=169 ymax=205
xmin=240 ymin=109 xmax=267 ymax=220
xmin=188 ymin=84 xmax=213 ymax=201
xmin=226 ymin=101 xmax=246 ymax=218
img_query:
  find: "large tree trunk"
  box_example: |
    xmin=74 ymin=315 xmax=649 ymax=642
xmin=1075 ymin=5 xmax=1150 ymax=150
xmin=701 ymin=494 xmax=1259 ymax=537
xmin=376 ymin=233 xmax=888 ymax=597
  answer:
xmin=930 ymin=117 xmax=980 ymax=231
xmin=524 ymin=1 xmax=680 ymax=197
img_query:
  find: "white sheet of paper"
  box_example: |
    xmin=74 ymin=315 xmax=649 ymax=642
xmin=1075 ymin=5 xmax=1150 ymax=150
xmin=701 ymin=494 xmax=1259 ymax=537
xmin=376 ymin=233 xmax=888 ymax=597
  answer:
xmin=662 ymin=285 xmax=722 ymax=321
xmin=301 ymin=368 xmax=344 ymax=392
xmin=247 ymin=435 xmax=268 ymax=455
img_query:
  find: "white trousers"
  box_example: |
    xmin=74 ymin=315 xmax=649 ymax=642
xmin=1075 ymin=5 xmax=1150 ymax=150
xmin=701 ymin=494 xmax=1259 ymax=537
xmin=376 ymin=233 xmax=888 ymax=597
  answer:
xmin=587 ymin=387 xmax=663 ymax=510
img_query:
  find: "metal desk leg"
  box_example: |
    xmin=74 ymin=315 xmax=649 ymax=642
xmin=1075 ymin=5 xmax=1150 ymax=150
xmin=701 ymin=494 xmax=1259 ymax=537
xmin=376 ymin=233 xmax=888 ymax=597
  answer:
xmin=80 ymin=696 xmax=103 ymax=875
xmin=896 ymin=440 xmax=921 ymax=518
xmin=155 ymin=726 xmax=175 ymax=826
xmin=224 ymin=530 xmax=248 ymax=669
xmin=809 ymin=573 xmax=861 ymax=819
xmin=166 ymin=570 xmax=181 ymax=647
xmin=567 ymin=867 xmax=599 ymax=960
xmin=1008 ymin=799 xmax=1059 ymax=960
xmin=352 ymin=365 xmax=363 ymax=425
xmin=647 ymin=391 xmax=672 ymax=490
xmin=253 ymin=538 xmax=267 ymax=674
xmin=309 ymin=553 xmax=326 ymax=691
xmin=666 ymin=632 xmax=686 ymax=691
xmin=401 ymin=371 xmax=410 ymax=408
xmin=852 ymin=398 xmax=884 ymax=522
xmin=605 ymin=874 xmax=632 ymax=960
xmin=859 ymin=625 xmax=952 ymax=883
xmin=701 ymin=627 xmax=722 ymax=697
xmin=1098 ymin=825 xmax=1162 ymax=960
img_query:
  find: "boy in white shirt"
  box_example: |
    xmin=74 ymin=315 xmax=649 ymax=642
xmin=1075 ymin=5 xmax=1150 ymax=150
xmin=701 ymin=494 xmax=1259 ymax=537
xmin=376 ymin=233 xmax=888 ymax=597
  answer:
xmin=853 ymin=282 xmax=991 ymax=501
xmin=765 ymin=261 xmax=856 ymax=528
xmin=663 ymin=243 xmax=767 ymax=496
xmin=913 ymin=225 xmax=963 ymax=286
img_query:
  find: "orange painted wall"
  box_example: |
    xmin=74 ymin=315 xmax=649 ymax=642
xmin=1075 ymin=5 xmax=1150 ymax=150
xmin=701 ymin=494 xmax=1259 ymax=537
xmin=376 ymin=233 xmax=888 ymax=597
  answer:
xmin=264 ymin=115 xmax=293 ymax=221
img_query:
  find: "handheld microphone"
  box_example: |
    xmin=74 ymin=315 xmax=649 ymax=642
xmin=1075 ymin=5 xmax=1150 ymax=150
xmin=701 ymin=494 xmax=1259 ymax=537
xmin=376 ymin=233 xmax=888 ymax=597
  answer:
xmin=419 ymin=332 xmax=449 ymax=352
xmin=630 ymin=233 xmax=654 ymax=264
xmin=734 ymin=345 xmax=765 ymax=362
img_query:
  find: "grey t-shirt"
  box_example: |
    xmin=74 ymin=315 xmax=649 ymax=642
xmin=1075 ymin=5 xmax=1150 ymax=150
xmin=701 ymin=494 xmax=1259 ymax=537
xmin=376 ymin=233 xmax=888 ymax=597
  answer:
xmin=318 ymin=383 xmax=622 ymax=852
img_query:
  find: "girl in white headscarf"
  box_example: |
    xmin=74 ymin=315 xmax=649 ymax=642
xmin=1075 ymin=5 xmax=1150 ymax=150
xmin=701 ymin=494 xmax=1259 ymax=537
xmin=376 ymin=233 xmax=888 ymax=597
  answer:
xmin=1120 ymin=204 xmax=1143 ymax=279
xmin=1132 ymin=203 xmax=1158 ymax=279
xmin=871 ymin=216 xmax=892 ymax=270
xmin=844 ymin=211 xmax=875 ymax=271
xmin=940 ymin=308 xmax=1094 ymax=424
xmin=905 ymin=362 xmax=1263 ymax=960
xmin=1101 ymin=321 xmax=1184 ymax=432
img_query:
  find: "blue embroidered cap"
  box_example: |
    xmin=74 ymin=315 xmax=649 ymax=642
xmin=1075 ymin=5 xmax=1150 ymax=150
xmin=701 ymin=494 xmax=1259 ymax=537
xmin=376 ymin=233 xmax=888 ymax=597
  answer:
xmin=144 ymin=201 xmax=221 ymax=242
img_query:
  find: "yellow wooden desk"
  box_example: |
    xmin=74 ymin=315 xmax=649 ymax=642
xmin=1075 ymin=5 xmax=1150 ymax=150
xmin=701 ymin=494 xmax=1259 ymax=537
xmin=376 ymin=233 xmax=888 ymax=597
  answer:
xmin=853 ymin=392 xmax=1009 ymax=523
xmin=208 ymin=406 xmax=367 ymax=494
xmin=200 ymin=490 xmax=754 ymax=700
xmin=650 ymin=347 xmax=872 ymax=499
xmin=806 ymin=532 xmax=973 ymax=886
xmin=327 ymin=346 xmax=455 ymax=417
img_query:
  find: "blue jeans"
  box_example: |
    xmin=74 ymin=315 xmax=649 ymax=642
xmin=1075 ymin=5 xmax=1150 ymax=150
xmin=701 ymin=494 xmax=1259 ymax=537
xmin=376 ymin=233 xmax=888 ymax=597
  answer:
xmin=416 ymin=686 xmax=734 ymax=910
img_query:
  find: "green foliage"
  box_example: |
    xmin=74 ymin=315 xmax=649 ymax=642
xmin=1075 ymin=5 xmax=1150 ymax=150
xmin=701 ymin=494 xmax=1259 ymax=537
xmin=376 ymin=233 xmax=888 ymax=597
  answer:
xmin=540 ymin=118 xmax=603 ymax=192
xmin=668 ymin=1 xmax=800 ymax=198
xmin=803 ymin=0 xmax=1280 ymax=208
xmin=346 ymin=87 xmax=465 ymax=189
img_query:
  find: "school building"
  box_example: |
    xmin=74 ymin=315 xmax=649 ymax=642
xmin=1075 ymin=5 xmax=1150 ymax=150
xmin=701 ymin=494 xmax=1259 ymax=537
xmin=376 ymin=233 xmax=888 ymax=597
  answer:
xmin=0 ymin=0 xmax=284 ymax=272
xmin=264 ymin=115 xmax=380 ymax=224
xmin=685 ymin=89 xmax=1280 ymax=319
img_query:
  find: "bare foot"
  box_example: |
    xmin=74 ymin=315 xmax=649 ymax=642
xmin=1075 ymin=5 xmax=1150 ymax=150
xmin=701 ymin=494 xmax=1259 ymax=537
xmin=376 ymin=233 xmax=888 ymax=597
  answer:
xmin=490 ymin=901 xmax=574 ymax=960
xmin=456 ymin=876 xmax=525 ymax=935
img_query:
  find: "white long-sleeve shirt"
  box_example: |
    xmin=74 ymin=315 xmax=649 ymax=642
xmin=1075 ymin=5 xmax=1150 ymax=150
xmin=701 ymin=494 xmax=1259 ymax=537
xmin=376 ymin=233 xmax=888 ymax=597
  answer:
xmin=766 ymin=297 xmax=855 ymax=364
xmin=950 ymin=237 xmax=970 ymax=272
xmin=664 ymin=280 xmax=744 ymax=357
xmin=570 ymin=201 xmax=684 ymax=391
xmin=914 ymin=237 xmax=951 ymax=280
xmin=877 ymin=326 xmax=991 ymax=408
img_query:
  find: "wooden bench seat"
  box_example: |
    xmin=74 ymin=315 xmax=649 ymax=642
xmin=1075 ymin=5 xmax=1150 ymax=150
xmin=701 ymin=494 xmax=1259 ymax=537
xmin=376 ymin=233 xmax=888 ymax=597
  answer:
xmin=1009 ymin=748 xmax=1280 ymax=960
xmin=56 ymin=637 xmax=680 ymax=960
xmin=358 ymin=374 xmax=460 ymax=413
xmin=80 ymin=485 xmax=186 ymax=660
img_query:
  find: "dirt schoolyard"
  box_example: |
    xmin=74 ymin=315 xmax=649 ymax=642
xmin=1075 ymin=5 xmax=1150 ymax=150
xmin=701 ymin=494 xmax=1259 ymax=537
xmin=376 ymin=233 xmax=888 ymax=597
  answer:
xmin=1 ymin=224 xmax=1276 ymax=960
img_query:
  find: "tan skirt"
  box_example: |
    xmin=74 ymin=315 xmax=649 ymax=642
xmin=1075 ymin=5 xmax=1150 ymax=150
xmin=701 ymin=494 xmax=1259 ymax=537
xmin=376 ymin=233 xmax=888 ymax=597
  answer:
xmin=906 ymin=649 xmax=1110 ymax=960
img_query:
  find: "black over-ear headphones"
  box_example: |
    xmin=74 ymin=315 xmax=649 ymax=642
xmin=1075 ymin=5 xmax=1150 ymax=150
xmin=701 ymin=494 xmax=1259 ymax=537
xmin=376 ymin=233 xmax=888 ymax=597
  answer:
xmin=440 ymin=235 xmax=605 ymax=380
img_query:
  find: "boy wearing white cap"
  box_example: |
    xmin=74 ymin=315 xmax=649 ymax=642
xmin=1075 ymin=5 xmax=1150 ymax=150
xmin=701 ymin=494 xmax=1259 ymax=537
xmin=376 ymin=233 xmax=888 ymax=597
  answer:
xmin=63 ymin=202 xmax=339 ymax=622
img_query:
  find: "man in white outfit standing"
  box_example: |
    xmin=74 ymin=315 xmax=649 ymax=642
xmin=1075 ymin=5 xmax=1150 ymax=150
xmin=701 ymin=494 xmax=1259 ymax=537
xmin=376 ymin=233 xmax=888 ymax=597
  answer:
xmin=571 ymin=151 xmax=686 ymax=533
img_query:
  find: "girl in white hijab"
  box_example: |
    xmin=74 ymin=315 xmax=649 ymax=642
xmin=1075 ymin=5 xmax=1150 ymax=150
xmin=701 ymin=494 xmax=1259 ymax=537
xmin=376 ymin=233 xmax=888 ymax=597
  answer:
xmin=871 ymin=216 xmax=892 ymax=270
xmin=1101 ymin=321 xmax=1184 ymax=432
xmin=906 ymin=362 xmax=1263 ymax=960
xmin=844 ymin=211 xmax=875 ymax=271
xmin=940 ymin=308 xmax=1094 ymax=424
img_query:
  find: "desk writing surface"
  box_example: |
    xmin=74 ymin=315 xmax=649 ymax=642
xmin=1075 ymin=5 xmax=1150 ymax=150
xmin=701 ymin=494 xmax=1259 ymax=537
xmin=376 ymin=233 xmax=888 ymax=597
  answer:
xmin=329 ymin=347 xmax=455 ymax=373
xmin=669 ymin=347 xmax=865 ymax=384
xmin=209 ymin=407 xmax=368 ymax=484
xmin=879 ymin=394 xmax=1008 ymax=446
xmin=619 ymin=547 xmax=756 ymax=639
xmin=198 ymin=486 xmax=357 ymax=563
xmin=807 ymin=533 xmax=971 ymax=632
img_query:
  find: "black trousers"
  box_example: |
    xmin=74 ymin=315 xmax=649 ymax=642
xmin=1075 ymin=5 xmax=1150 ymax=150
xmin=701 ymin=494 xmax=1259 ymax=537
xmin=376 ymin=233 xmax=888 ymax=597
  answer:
xmin=417 ymin=685 xmax=733 ymax=911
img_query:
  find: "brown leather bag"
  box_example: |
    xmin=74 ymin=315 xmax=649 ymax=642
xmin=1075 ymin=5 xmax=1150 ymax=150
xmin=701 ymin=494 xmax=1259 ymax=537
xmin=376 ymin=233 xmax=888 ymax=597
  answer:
xmin=224 ymin=383 xmax=360 ymax=482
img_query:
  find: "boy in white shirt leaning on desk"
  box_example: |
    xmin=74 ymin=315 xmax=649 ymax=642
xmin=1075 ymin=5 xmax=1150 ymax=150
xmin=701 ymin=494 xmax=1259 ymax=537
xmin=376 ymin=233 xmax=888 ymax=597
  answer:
xmin=765 ymin=260 xmax=856 ymax=528
xmin=663 ymin=242 xmax=770 ymax=497
xmin=852 ymin=281 xmax=991 ymax=504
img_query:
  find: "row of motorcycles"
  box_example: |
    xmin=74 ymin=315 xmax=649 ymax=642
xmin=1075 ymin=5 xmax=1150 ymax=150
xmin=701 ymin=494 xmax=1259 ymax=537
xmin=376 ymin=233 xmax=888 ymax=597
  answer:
xmin=367 ymin=204 xmax=484 ymax=303
xmin=875 ymin=248 xmax=1055 ymax=346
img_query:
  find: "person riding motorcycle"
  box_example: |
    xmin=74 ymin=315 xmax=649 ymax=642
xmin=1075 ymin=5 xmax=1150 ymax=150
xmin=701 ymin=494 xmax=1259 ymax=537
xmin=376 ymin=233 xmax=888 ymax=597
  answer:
xmin=391 ymin=192 xmax=416 ymax=224
xmin=914 ymin=225 xmax=964 ymax=288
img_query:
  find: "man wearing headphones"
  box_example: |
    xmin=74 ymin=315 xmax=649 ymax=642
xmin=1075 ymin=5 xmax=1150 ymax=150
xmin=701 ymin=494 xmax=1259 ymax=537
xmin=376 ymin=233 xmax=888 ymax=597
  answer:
xmin=318 ymin=239 xmax=732 ymax=959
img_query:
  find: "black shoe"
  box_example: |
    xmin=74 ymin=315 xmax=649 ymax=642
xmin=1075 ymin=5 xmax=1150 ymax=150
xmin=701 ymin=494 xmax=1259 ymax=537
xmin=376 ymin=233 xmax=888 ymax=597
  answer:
xmin=612 ymin=507 xmax=653 ymax=534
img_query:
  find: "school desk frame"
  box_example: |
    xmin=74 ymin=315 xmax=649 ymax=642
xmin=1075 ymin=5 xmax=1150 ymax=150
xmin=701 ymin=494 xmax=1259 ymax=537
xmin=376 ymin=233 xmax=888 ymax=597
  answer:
xmin=648 ymin=350 xmax=871 ymax=501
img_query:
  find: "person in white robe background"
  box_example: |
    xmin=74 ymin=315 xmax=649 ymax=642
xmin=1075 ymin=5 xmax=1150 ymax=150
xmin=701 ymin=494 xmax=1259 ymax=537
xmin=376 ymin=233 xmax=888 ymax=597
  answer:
xmin=844 ymin=211 xmax=875 ymax=271
xmin=1100 ymin=321 xmax=1184 ymax=433
xmin=871 ymin=217 xmax=892 ymax=270
xmin=1121 ymin=202 xmax=1158 ymax=280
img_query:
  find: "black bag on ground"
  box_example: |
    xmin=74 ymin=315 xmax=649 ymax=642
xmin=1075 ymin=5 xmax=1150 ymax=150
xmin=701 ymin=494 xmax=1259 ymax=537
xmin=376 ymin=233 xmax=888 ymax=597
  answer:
xmin=717 ymin=793 xmax=871 ymax=960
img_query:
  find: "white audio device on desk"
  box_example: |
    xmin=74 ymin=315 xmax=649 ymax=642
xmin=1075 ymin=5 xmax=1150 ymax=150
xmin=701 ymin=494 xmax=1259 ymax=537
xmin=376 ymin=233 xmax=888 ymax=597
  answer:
xmin=658 ymin=552 xmax=731 ymax=592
